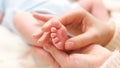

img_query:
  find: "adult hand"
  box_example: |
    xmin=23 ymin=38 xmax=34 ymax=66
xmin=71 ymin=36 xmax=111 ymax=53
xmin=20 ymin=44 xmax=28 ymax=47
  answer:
xmin=57 ymin=8 xmax=115 ymax=50
xmin=77 ymin=0 xmax=109 ymax=21
xmin=33 ymin=8 xmax=115 ymax=50
xmin=32 ymin=44 xmax=111 ymax=68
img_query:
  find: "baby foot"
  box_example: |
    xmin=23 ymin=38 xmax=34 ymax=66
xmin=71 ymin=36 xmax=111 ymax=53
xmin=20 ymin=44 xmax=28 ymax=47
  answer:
xmin=33 ymin=18 xmax=60 ymax=45
xmin=50 ymin=20 xmax=68 ymax=50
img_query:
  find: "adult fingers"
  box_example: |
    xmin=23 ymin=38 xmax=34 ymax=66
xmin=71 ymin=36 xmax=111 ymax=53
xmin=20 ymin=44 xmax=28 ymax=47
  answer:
xmin=32 ymin=29 xmax=43 ymax=39
xmin=43 ymin=44 xmax=68 ymax=66
xmin=79 ymin=0 xmax=109 ymax=21
xmin=32 ymin=46 xmax=60 ymax=68
xmin=65 ymin=29 xmax=99 ymax=50
xmin=37 ymin=32 xmax=50 ymax=44
xmin=41 ymin=18 xmax=61 ymax=32
xmin=59 ymin=7 xmax=86 ymax=25
xmin=32 ymin=12 xmax=55 ymax=22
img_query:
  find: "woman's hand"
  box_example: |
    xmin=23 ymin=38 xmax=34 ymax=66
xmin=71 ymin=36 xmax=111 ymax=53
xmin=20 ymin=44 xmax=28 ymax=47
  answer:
xmin=32 ymin=44 xmax=111 ymax=68
xmin=58 ymin=8 xmax=115 ymax=50
xmin=77 ymin=0 xmax=109 ymax=21
xmin=33 ymin=8 xmax=115 ymax=50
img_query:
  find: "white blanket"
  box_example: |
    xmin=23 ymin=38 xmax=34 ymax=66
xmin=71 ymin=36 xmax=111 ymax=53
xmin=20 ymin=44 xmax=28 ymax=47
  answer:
xmin=0 ymin=25 xmax=50 ymax=68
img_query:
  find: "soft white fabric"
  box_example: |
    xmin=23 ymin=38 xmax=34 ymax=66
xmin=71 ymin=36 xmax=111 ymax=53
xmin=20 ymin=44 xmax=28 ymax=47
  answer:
xmin=0 ymin=25 xmax=51 ymax=68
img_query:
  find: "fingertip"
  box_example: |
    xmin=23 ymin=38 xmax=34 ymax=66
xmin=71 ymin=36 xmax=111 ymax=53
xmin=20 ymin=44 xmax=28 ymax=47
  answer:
xmin=32 ymin=12 xmax=41 ymax=19
xmin=41 ymin=22 xmax=52 ymax=32
xmin=32 ymin=30 xmax=43 ymax=38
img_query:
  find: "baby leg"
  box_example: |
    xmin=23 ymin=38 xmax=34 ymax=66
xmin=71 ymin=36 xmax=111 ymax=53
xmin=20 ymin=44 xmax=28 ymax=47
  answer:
xmin=13 ymin=12 xmax=45 ymax=46
xmin=33 ymin=18 xmax=61 ymax=45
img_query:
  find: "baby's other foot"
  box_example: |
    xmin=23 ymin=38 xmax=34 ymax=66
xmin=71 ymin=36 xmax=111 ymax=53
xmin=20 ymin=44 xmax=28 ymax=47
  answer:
xmin=50 ymin=20 xmax=68 ymax=50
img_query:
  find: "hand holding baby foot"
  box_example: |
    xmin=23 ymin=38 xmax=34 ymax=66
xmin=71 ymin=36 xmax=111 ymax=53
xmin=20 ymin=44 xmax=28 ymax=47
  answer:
xmin=33 ymin=17 xmax=69 ymax=50
xmin=58 ymin=8 xmax=114 ymax=50
xmin=33 ymin=8 xmax=114 ymax=51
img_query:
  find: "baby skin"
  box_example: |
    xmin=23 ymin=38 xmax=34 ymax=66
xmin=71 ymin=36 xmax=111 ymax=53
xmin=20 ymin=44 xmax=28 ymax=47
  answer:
xmin=33 ymin=18 xmax=69 ymax=50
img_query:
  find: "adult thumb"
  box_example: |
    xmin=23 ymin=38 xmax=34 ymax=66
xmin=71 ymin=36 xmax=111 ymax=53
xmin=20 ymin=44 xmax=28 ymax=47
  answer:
xmin=65 ymin=30 xmax=97 ymax=50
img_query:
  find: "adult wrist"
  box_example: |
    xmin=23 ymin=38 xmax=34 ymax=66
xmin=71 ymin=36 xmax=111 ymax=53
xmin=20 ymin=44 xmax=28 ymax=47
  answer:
xmin=105 ymin=19 xmax=120 ymax=51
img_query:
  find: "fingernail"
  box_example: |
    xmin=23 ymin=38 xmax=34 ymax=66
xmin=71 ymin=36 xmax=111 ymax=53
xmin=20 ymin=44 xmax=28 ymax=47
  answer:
xmin=65 ymin=41 xmax=74 ymax=50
